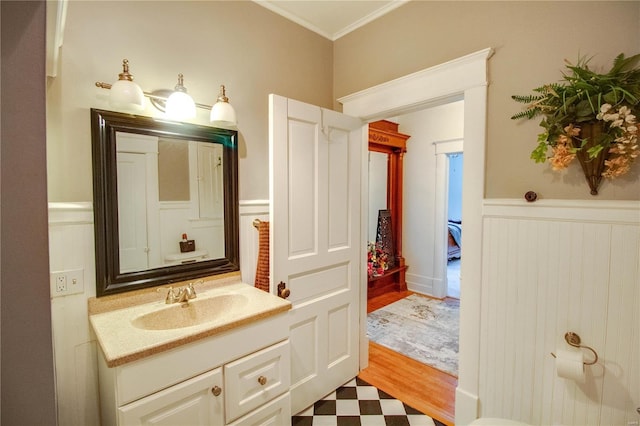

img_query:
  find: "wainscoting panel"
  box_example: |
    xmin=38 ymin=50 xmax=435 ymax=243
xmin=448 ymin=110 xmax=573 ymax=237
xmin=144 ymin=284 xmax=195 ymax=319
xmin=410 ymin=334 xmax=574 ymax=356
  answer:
xmin=48 ymin=200 xmax=270 ymax=425
xmin=600 ymin=224 xmax=640 ymax=425
xmin=48 ymin=202 xmax=100 ymax=426
xmin=479 ymin=200 xmax=640 ymax=426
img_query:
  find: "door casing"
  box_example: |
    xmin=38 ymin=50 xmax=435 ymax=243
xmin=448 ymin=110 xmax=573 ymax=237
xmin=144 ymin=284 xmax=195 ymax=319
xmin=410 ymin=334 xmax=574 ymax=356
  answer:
xmin=339 ymin=47 xmax=493 ymax=425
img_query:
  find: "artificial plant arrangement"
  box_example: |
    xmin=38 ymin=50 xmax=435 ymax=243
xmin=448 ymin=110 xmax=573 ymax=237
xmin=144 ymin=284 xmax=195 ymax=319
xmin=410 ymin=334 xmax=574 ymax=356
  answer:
xmin=367 ymin=242 xmax=389 ymax=277
xmin=511 ymin=53 xmax=640 ymax=195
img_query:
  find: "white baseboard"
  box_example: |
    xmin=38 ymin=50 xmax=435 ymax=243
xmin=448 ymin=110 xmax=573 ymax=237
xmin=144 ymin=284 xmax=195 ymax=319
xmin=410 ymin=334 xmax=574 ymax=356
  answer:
xmin=455 ymin=386 xmax=479 ymax=425
xmin=406 ymin=272 xmax=442 ymax=297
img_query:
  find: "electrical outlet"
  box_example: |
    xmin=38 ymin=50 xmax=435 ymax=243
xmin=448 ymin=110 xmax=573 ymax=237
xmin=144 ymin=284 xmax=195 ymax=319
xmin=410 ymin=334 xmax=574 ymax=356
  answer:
xmin=50 ymin=269 xmax=84 ymax=297
xmin=55 ymin=275 xmax=67 ymax=292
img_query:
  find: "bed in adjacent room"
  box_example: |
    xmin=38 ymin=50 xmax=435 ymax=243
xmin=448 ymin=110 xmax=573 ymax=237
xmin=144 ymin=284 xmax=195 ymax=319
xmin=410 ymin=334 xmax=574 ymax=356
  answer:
xmin=447 ymin=221 xmax=461 ymax=260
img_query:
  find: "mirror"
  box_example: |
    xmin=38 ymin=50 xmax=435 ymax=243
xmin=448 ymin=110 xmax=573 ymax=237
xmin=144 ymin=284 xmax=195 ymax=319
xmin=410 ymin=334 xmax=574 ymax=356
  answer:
xmin=368 ymin=151 xmax=388 ymax=242
xmin=91 ymin=109 xmax=239 ymax=296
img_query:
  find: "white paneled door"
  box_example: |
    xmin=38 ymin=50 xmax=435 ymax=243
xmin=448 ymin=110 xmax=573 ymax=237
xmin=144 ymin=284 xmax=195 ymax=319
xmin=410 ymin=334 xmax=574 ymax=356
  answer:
xmin=269 ymin=95 xmax=364 ymax=414
xmin=117 ymin=152 xmax=149 ymax=272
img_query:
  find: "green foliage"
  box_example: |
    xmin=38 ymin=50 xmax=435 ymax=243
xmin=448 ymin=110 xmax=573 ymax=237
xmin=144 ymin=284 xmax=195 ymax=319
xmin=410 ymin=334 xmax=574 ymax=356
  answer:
xmin=531 ymin=139 xmax=548 ymax=163
xmin=511 ymin=53 xmax=640 ymax=161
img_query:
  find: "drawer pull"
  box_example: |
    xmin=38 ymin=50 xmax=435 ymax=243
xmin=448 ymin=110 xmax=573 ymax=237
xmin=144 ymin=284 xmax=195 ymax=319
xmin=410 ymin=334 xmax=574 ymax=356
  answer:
xmin=211 ymin=386 xmax=222 ymax=396
xmin=258 ymin=376 xmax=267 ymax=386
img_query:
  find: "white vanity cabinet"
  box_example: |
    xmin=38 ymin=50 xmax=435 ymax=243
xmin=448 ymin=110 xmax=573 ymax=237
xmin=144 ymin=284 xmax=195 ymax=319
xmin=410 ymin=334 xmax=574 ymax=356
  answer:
xmin=224 ymin=340 xmax=289 ymax=423
xmin=97 ymin=312 xmax=291 ymax=426
xmin=118 ymin=367 xmax=224 ymax=425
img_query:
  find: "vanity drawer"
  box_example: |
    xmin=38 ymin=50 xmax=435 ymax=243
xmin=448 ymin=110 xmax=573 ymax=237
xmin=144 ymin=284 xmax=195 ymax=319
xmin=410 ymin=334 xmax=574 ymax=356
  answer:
xmin=227 ymin=392 xmax=291 ymax=426
xmin=224 ymin=339 xmax=290 ymax=423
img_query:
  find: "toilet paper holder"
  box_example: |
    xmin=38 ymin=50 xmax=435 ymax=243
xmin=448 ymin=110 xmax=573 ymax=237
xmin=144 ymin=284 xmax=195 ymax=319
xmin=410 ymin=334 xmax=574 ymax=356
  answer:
xmin=551 ymin=332 xmax=599 ymax=365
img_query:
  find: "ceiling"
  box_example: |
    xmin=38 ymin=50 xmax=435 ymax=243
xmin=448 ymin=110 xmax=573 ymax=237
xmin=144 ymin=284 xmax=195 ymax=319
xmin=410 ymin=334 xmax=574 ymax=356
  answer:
xmin=254 ymin=0 xmax=409 ymax=41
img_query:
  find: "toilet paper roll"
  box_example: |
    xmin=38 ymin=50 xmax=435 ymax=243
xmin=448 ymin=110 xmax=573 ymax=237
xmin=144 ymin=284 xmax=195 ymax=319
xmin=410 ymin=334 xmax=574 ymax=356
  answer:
xmin=555 ymin=348 xmax=585 ymax=383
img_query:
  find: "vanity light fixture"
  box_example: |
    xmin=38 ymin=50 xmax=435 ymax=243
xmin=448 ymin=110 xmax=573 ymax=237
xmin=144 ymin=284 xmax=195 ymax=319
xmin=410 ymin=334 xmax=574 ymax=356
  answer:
xmin=106 ymin=59 xmax=145 ymax=112
xmin=210 ymin=85 xmax=237 ymax=128
xmin=165 ymin=73 xmax=196 ymax=120
xmin=95 ymin=59 xmax=238 ymax=128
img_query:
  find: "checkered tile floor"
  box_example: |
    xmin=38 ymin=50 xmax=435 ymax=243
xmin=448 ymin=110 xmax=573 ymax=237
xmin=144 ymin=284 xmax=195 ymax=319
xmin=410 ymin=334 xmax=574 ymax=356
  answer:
xmin=291 ymin=377 xmax=446 ymax=426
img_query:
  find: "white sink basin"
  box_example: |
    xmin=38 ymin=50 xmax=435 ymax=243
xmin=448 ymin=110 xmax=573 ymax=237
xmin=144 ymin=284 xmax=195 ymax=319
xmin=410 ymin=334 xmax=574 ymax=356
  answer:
xmin=131 ymin=293 xmax=249 ymax=331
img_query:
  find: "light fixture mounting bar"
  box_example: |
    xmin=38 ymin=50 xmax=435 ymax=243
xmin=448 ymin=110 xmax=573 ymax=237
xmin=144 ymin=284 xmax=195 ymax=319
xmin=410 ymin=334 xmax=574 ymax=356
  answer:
xmin=95 ymin=81 xmax=213 ymax=110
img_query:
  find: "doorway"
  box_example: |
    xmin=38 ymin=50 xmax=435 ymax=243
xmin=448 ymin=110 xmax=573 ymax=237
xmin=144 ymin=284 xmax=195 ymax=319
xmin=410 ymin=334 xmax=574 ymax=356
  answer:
xmin=366 ymin=102 xmax=463 ymax=302
xmin=362 ymin=102 xmax=463 ymax=424
xmin=446 ymin=152 xmax=463 ymax=299
xmin=363 ymin=105 xmax=465 ymax=425
xmin=340 ymin=47 xmax=493 ymax=425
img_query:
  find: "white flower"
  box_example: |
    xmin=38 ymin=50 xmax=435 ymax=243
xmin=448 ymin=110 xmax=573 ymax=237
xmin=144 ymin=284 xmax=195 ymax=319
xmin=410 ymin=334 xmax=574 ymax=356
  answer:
xmin=627 ymin=125 xmax=638 ymax=133
xmin=625 ymin=114 xmax=636 ymax=124
xmin=600 ymin=103 xmax=612 ymax=113
xmin=602 ymin=113 xmax=619 ymax=122
xmin=619 ymin=105 xmax=630 ymax=116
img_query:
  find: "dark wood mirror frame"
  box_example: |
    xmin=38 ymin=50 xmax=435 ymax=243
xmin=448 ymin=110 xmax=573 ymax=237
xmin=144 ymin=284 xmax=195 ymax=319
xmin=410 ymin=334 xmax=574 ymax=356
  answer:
xmin=91 ymin=109 xmax=240 ymax=297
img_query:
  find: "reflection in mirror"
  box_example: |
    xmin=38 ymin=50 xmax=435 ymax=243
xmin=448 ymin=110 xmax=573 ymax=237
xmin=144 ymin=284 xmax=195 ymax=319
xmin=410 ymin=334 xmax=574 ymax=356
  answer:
xmin=91 ymin=109 xmax=239 ymax=297
xmin=116 ymin=134 xmax=225 ymax=273
xmin=368 ymin=151 xmax=388 ymax=242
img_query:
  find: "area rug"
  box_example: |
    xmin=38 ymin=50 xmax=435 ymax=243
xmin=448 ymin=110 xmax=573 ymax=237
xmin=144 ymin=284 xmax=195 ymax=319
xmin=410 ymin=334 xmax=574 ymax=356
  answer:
xmin=367 ymin=294 xmax=459 ymax=376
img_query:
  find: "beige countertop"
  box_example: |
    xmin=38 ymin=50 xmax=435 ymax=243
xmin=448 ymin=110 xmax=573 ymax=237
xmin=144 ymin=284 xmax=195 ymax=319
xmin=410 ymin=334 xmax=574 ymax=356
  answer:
xmin=89 ymin=273 xmax=291 ymax=367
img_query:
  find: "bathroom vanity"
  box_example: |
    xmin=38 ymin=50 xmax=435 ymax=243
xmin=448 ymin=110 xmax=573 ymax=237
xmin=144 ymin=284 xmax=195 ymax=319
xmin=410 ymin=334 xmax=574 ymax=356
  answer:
xmin=88 ymin=110 xmax=297 ymax=425
xmin=89 ymin=276 xmax=292 ymax=426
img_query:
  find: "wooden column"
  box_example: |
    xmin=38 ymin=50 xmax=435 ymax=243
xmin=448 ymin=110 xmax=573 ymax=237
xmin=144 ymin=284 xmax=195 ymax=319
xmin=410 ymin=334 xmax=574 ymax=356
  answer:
xmin=368 ymin=120 xmax=410 ymax=296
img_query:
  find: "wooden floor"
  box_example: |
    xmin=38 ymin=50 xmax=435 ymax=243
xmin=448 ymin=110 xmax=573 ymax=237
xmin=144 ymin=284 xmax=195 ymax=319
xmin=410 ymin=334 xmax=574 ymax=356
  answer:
xmin=359 ymin=290 xmax=457 ymax=426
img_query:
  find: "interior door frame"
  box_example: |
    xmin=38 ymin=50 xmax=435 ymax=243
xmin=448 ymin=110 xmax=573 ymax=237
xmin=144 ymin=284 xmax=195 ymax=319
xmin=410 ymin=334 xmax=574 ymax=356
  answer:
xmin=338 ymin=47 xmax=493 ymax=425
xmin=433 ymin=138 xmax=464 ymax=298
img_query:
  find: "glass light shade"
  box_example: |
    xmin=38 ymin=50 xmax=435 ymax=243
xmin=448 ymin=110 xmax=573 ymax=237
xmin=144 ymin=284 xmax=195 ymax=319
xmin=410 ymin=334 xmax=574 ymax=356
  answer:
xmin=109 ymin=79 xmax=145 ymax=111
xmin=165 ymin=91 xmax=196 ymax=120
xmin=210 ymin=101 xmax=237 ymax=127
xmin=210 ymin=85 xmax=237 ymax=128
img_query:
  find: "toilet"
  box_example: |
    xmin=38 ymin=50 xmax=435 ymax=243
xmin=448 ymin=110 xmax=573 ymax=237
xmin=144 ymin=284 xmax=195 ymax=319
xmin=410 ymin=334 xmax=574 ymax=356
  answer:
xmin=470 ymin=418 xmax=531 ymax=426
xmin=164 ymin=249 xmax=208 ymax=266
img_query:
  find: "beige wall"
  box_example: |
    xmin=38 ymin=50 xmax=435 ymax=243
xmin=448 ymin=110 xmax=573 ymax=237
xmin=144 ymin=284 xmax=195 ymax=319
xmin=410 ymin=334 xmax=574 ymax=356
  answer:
xmin=47 ymin=0 xmax=333 ymax=202
xmin=49 ymin=1 xmax=640 ymax=201
xmin=334 ymin=1 xmax=640 ymax=200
